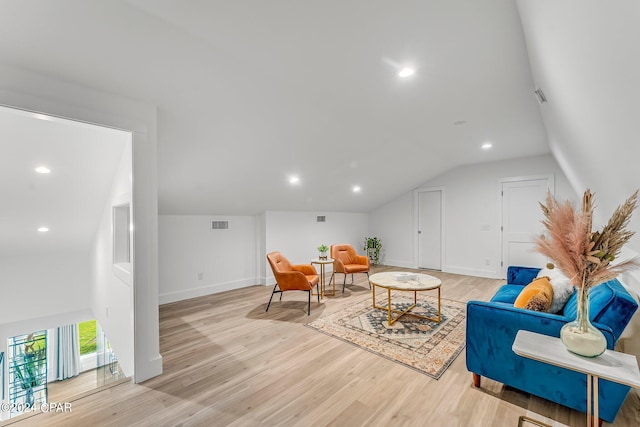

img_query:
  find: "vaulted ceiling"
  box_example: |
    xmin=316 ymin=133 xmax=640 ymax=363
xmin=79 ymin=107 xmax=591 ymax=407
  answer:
xmin=0 ymin=0 xmax=549 ymax=215
xmin=0 ymin=106 xmax=129 ymax=257
xmin=2 ymin=1 xmax=638 ymax=250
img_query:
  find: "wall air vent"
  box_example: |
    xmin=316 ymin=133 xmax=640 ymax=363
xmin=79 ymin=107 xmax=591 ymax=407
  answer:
xmin=534 ymin=88 xmax=547 ymax=104
xmin=211 ymin=220 xmax=229 ymax=230
xmin=317 ymin=216 xmax=326 ymax=223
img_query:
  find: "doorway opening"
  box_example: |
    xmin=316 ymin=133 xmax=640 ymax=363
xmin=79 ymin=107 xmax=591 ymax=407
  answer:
xmin=0 ymin=105 xmax=134 ymax=419
xmin=414 ymin=187 xmax=445 ymax=271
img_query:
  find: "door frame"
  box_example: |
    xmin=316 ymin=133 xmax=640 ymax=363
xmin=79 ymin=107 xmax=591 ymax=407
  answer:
xmin=413 ymin=186 xmax=446 ymax=270
xmin=0 ymin=84 xmax=162 ymax=383
xmin=498 ymin=174 xmax=555 ymax=278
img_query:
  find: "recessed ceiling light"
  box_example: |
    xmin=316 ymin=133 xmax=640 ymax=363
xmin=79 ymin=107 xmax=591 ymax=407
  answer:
xmin=35 ymin=166 xmax=51 ymax=174
xmin=482 ymin=142 xmax=493 ymax=150
xmin=352 ymin=185 xmax=362 ymax=193
xmin=398 ymin=67 xmax=415 ymax=78
xmin=37 ymin=227 xmax=49 ymax=232
xmin=289 ymin=176 xmax=300 ymax=185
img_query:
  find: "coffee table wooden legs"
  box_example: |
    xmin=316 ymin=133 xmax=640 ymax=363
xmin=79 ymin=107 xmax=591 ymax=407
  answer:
xmin=372 ymin=284 xmax=441 ymax=325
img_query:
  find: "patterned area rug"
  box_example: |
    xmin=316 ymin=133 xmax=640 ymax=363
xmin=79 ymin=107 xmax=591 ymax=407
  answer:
xmin=306 ymin=293 xmax=466 ymax=379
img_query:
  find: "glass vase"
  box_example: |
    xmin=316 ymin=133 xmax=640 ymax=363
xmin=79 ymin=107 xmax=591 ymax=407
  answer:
xmin=560 ymin=286 xmax=606 ymax=357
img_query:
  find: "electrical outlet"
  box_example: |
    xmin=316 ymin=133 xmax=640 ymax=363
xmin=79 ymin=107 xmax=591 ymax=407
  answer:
xmin=197 ymin=272 xmax=203 ymax=280
xmin=106 ymin=307 xmax=109 ymax=318
xmin=485 ymin=258 xmax=491 ymax=266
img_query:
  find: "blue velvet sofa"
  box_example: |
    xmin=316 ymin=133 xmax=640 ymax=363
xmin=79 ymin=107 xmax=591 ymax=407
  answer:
xmin=466 ymin=266 xmax=638 ymax=424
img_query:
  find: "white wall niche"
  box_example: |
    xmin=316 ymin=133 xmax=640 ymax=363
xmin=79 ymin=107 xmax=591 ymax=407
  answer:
xmin=112 ymin=199 xmax=132 ymax=285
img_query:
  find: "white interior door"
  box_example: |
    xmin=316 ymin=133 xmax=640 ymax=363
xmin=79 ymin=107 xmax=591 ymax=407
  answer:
xmin=418 ymin=190 xmax=442 ymax=270
xmin=501 ymin=177 xmax=552 ymax=276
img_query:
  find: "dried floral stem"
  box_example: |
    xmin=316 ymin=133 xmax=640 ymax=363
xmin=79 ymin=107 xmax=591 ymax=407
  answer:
xmin=535 ymin=189 xmax=640 ymax=289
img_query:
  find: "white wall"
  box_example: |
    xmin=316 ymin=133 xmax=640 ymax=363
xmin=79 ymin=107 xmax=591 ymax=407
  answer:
xmin=0 ymin=63 xmax=162 ymax=383
xmin=265 ymin=211 xmax=369 ymax=284
xmin=91 ymin=142 xmax=135 ymax=377
xmin=256 ymin=213 xmax=266 ymax=284
xmin=518 ymin=0 xmax=640 ymax=251
xmin=159 ymin=215 xmax=257 ymax=304
xmin=368 ymin=192 xmax=415 ymax=268
xmin=0 ymin=253 xmax=90 ymax=325
xmin=157 ymin=211 xmax=369 ymax=302
xmin=370 ymin=154 xmax=576 ymax=278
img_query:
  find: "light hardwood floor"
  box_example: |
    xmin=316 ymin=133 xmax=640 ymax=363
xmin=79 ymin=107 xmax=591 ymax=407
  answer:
xmin=9 ymin=266 xmax=640 ymax=426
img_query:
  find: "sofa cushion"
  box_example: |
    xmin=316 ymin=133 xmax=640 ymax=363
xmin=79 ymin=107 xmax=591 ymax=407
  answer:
xmin=537 ymin=267 xmax=575 ymax=313
xmin=514 ymin=277 xmax=553 ymax=311
xmin=490 ymin=284 xmax=524 ymax=304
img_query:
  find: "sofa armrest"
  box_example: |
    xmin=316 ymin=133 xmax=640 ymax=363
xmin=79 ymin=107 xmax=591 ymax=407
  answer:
xmin=292 ymin=264 xmax=317 ymax=276
xmin=355 ymin=254 xmax=369 ymax=267
xmin=274 ymin=270 xmax=314 ymax=291
xmin=467 ymin=300 xmax=616 ymax=349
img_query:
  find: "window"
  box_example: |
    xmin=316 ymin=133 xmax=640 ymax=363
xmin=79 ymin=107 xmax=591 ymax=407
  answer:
xmin=78 ymin=320 xmax=97 ymax=356
xmin=7 ymin=331 xmax=48 ymax=416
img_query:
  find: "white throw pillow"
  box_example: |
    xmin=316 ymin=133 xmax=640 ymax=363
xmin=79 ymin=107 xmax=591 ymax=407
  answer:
xmin=537 ymin=267 xmax=575 ymax=314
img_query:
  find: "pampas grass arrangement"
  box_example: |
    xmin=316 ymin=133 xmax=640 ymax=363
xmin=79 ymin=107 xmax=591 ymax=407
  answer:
xmin=535 ymin=189 xmax=639 ymax=356
xmin=535 ymin=189 xmax=640 ymax=289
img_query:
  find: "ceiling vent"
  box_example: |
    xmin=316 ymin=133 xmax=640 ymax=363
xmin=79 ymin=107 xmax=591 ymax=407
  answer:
xmin=211 ymin=220 xmax=229 ymax=230
xmin=534 ymin=88 xmax=547 ymax=104
xmin=316 ymin=215 xmax=326 ymax=223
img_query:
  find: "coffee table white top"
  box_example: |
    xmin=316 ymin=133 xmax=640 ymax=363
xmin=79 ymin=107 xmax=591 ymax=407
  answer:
xmin=369 ymin=271 xmax=441 ymax=291
xmin=512 ymin=330 xmax=640 ymax=388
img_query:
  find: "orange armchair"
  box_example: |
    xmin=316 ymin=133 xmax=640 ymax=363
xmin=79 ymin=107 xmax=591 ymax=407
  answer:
xmin=266 ymin=251 xmax=320 ymax=315
xmin=329 ymin=244 xmax=370 ymax=293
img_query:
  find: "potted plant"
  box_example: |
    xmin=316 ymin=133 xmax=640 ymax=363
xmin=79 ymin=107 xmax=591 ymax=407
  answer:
xmin=317 ymin=244 xmax=329 ymax=259
xmin=363 ymin=237 xmax=382 ymax=264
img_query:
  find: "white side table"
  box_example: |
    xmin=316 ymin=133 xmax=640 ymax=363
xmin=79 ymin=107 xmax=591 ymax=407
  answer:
xmin=512 ymin=330 xmax=640 ymax=427
xmin=311 ymin=258 xmax=334 ymax=298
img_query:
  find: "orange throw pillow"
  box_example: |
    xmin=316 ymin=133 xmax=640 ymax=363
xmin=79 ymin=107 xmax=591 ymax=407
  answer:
xmin=514 ymin=276 xmax=554 ymax=312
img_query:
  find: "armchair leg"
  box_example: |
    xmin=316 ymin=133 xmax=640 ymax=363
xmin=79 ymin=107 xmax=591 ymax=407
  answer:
xmin=472 ymin=373 xmax=481 ymax=388
xmin=342 ymin=273 xmax=353 ymax=293
xmin=365 ymin=272 xmax=370 ymax=289
xmin=266 ymin=284 xmax=279 ymax=312
xmin=307 ymin=290 xmax=311 ymax=316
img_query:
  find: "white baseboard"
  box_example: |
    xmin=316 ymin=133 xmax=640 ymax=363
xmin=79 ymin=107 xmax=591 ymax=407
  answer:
xmin=159 ymin=278 xmax=258 ymax=304
xmin=443 ymin=265 xmax=501 ymax=279
xmin=380 ymin=259 xmax=414 ymax=269
xmin=135 ymin=354 xmax=163 ymax=383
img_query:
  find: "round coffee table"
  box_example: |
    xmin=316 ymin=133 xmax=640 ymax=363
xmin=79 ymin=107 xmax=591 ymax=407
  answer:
xmin=369 ymin=271 xmax=442 ymax=326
